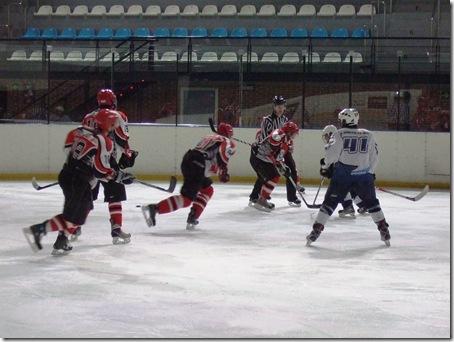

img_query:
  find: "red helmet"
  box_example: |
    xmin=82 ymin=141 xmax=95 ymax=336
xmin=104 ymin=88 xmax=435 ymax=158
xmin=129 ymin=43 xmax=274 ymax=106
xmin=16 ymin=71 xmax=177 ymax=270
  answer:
xmin=282 ymin=121 xmax=299 ymax=136
xmin=94 ymin=109 xmax=118 ymax=134
xmin=97 ymin=89 xmax=117 ymax=109
xmin=218 ymin=122 xmax=233 ymax=138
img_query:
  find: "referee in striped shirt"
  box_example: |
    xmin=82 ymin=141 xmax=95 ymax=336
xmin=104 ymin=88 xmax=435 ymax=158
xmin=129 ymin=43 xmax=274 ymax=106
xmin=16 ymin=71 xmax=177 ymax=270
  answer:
xmin=249 ymin=95 xmax=302 ymax=207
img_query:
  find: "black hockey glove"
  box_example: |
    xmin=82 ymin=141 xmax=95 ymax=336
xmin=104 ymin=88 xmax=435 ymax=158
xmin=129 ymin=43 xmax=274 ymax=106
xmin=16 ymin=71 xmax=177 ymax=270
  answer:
xmin=119 ymin=150 xmax=139 ymax=169
xmin=115 ymin=171 xmax=135 ymax=185
xmin=320 ymin=158 xmax=326 ymax=166
xmin=320 ymin=164 xmax=334 ymax=179
xmin=218 ymin=166 xmax=230 ymax=183
xmin=251 ymin=143 xmax=259 ymax=155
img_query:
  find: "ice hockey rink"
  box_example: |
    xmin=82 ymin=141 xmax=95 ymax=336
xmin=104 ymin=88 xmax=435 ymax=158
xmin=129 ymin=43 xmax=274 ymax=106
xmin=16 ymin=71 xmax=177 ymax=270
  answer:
xmin=0 ymin=181 xmax=449 ymax=338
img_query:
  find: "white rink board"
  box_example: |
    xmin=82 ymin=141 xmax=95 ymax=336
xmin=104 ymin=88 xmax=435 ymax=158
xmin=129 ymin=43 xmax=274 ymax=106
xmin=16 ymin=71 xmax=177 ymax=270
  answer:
xmin=0 ymin=124 xmax=449 ymax=185
xmin=0 ymin=182 xmax=450 ymax=338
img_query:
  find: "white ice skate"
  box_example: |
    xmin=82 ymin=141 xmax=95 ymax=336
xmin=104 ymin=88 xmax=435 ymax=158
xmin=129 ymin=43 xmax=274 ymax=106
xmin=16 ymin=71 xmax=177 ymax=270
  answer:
xmin=253 ymin=197 xmax=274 ymax=212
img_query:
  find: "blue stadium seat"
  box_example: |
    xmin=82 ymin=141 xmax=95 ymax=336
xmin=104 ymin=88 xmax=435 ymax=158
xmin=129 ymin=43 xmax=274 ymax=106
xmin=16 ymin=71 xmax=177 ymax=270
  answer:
xmin=211 ymin=27 xmax=228 ymax=38
xmin=97 ymin=27 xmax=113 ymax=39
xmin=58 ymin=27 xmax=76 ymax=39
xmin=311 ymin=27 xmax=328 ymax=38
xmin=191 ymin=27 xmax=208 ymax=37
xmin=250 ymin=27 xmax=267 ymax=37
xmin=352 ymin=27 xmax=369 ymax=38
xmin=134 ymin=27 xmax=150 ymax=37
xmin=290 ymin=28 xmax=308 ymax=38
xmin=23 ymin=27 xmax=40 ymax=39
xmin=270 ymin=28 xmax=288 ymax=38
xmin=154 ymin=27 xmax=170 ymax=38
xmin=76 ymin=28 xmax=95 ymax=39
xmin=331 ymin=28 xmax=349 ymax=38
xmin=172 ymin=27 xmax=188 ymax=37
xmin=114 ymin=28 xmax=132 ymax=39
xmin=230 ymin=27 xmax=247 ymax=38
xmin=41 ymin=27 xmax=58 ymax=39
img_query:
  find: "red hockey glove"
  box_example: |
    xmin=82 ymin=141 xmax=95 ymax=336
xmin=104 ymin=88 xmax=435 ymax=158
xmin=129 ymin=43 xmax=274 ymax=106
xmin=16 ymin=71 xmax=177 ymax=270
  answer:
xmin=218 ymin=166 xmax=230 ymax=183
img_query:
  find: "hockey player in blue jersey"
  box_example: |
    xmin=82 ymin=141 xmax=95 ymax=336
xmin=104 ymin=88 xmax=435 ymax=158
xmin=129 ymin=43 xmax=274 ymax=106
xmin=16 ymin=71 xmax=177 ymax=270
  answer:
xmin=306 ymin=108 xmax=391 ymax=247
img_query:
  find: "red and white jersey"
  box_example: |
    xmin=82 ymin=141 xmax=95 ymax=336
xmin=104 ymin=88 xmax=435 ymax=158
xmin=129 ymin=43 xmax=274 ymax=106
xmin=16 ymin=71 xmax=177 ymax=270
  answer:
xmin=64 ymin=127 xmax=116 ymax=182
xmin=194 ymin=134 xmax=236 ymax=176
xmin=255 ymin=128 xmax=290 ymax=164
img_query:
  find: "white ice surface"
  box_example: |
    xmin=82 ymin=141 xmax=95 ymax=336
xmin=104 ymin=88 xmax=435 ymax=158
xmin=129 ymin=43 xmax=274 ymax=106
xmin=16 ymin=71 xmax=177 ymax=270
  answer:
xmin=0 ymin=181 xmax=450 ymax=338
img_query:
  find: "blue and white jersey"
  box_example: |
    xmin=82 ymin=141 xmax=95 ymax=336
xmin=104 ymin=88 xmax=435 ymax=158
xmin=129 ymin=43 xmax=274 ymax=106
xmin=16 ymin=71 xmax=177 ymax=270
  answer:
xmin=324 ymin=127 xmax=378 ymax=175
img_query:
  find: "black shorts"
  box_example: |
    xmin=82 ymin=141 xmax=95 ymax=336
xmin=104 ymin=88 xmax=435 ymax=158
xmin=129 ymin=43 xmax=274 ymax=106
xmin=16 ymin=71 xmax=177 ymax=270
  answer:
xmin=91 ymin=180 xmax=126 ymax=203
xmin=250 ymin=152 xmax=279 ymax=182
xmin=180 ymin=149 xmax=213 ymax=201
xmin=58 ymin=165 xmax=93 ymax=226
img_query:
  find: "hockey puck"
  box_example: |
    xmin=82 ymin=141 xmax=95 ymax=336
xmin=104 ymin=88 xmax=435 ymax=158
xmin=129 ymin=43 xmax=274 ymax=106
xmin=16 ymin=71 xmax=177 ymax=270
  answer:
xmin=136 ymin=205 xmax=141 ymax=208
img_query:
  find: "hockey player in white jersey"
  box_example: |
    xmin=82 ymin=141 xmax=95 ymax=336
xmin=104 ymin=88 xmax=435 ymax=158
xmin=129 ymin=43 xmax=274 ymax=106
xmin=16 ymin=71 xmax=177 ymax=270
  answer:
xmin=307 ymin=109 xmax=391 ymax=246
xmin=321 ymin=124 xmax=367 ymax=218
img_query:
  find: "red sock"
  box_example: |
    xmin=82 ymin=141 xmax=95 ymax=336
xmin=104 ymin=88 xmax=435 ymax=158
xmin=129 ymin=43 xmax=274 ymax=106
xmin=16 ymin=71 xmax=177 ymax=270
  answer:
xmin=46 ymin=214 xmax=77 ymax=234
xmin=260 ymin=176 xmax=279 ymax=199
xmin=108 ymin=202 xmax=122 ymax=227
xmin=192 ymin=186 xmax=214 ymax=219
xmin=157 ymin=195 xmax=192 ymax=214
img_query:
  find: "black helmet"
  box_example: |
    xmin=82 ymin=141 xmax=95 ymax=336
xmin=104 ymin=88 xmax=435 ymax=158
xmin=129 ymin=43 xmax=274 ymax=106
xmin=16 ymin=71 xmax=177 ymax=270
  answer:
xmin=272 ymin=95 xmax=286 ymax=105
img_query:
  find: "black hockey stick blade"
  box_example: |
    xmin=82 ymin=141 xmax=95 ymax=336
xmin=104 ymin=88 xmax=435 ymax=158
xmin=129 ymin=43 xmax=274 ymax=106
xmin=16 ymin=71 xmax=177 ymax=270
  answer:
xmin=31 ymin=177 xmax=59 ymax=191
xmin=376 ymin=185 xmax=429 ymax=202
xmin=284 ymin=171 xmax=322 ymax=209
xmin=135 ymin=176 xmax=177 ymax=193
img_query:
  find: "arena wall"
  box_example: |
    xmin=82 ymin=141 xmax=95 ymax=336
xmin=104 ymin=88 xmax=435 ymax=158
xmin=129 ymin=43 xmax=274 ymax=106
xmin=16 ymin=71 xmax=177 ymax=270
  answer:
xmin=0 ymin=124 xmax=449 ymax=188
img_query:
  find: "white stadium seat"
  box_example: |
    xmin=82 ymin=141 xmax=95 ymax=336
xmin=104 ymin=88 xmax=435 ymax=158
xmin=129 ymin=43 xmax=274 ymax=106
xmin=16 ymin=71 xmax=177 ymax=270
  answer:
xmin=220 ymin=52 xmax=237 ymax=62
xmin=107 ymin=5 xmax=124 ymax=16
xmin=84 ymin=51 xmax=96 ymax=62
xmin=7 ymin=50 xmax=26 ymax=61
xmin=160 ymin=51 xmax=178 ymax=62
xmin=28 ymin=50 xmax=43 ymax=61
xmin=318 ymin=4 xmax=336 ymax=16
xmin=181 ymin=5 xmax=198 ymax=16
xmin=297 ymin=4 xmax=316 ymax=16
xmin=241 ymin=52 xmax=259 ymax=62
xmin=70 ymin=5 xmax=88 ymax=16
xmin=281 ymin=52 xmax=299 ymax=63
xmin=53 ymin=5 xmax=70 ymax=16
xmin=219 ymin=5 xmax=237 ymax=16
xmin=358 ymin=4 xmax=376 ymax=16
xmin=278 ymin=5 xmax=296 ymax=17
xmin=34 ymin=5 xmax=52 ymax=16
xmin=89 ymin=5 xmax=106 ymax=16
xmin=144 ymin=5 xmax=161 ymax=16
xmin=302 ymin=51 xmax=320 ymax=63
xmin=260 ymin=52 xmax=279 ymax=63
xmin=323 ymin=52 xmax=342 ymax=63
xmin=257 ymin=4 xmax=276 ymax=16
xmin=337 ymin=4 xmax=356 ymax=16
xmin=65 ymin=51 xmax=83 ymax=62
xmin=344 ymin=51 xmax=363 ymax=63
xmin=162 ymin=5 xmax=180 ymax=16
xmin=238 ymin=5 xmax=256 ymax=17
xmin=200 ymin=52 xmax=218 ymax=62
xmin=125 ymin=5 xmax=143 ymax=16
xmin=50 ymin=51 xmax=65 ymax=61
xmin=201 ymin=5 xmax=217 ymax=16
xmin=180 ymin=51 xmax=198 ymax=62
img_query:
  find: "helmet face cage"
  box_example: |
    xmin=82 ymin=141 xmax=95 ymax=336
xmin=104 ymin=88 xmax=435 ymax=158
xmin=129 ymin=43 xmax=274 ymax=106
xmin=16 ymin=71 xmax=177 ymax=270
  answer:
xmin=272 ymin=95 xmax=286 ymax=106
xmin=338 ymin=108 xmax=359 ymax=126
xmin=322 ymin=124 xmax=337 ymax=143
xmin=282 ymin=121 xmax=299 ymax=137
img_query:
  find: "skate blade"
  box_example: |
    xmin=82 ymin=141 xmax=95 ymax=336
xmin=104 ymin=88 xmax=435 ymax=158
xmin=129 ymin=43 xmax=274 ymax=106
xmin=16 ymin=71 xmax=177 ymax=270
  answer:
xmin=339 ymin=213 xmax=356 ymax=219
xmin=288 ymin=202 xmax=302 ymax=207
xmin=383 ymin=239 xmax=391 ymax=247
xmin=22 ymin=227 xmax=40 ymax=253
xmin=112 ymin=237 xmax=131 ymax=245
xmin=248 ymin=201 xmax=256 ymax=207
xmin=51 ymin=248 xmax=71 ymax=256
xmin=253 ymin=203 xmax=272 ymax=212
xmin=305 ymin=238 xmax=313 ymax=247
xmin=141 ymin=205 xmax=155 ymax=227
xmin=186 ymin=224 xmax=197 ymax=231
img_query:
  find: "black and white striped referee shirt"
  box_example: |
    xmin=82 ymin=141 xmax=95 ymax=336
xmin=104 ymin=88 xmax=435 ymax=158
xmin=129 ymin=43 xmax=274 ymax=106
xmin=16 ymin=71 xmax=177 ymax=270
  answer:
xmin=257 ymin=113 xmax=289 ymax=143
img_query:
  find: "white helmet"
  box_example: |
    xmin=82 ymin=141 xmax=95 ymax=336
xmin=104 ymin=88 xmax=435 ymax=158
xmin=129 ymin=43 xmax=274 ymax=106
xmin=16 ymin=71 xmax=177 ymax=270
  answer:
xmin=338 ymin=108 xmax=359 ymax=127
xmin=322 ymin=124 xmax=337 ymax=144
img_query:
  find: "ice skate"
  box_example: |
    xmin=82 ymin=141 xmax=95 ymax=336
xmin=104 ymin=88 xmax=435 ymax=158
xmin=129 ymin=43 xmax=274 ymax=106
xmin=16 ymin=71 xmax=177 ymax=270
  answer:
xmin=186 ymin=208 xmax=199 ymax=230
xmin=51 ymin=232 xmax=73 ymax=256
xmin=70 ymin=226 xmax=82 ymax=242
xmin=111 ymin=227 xmax=131 ymax=244
xmin=248 ymin=198 xmax=257 ymax=207
xmin=23 ymin=221 xmax=47 ymax=252
xmin=306 ymin=223 xmax=324 ymax=246
xmin=141 ymin=204 xmax=157 ymax=227
xmin=253 ymin=197 xmax=275 ymax=212
xmin=377 ymin=220 xmax=391 ymax=247
xmin=357 ymin=206 xmax=369 ymax=215
xmin=338 ymin=205 xmax=356 ymax=218
xmin=288 ymin=198 xmax=302 ymax=207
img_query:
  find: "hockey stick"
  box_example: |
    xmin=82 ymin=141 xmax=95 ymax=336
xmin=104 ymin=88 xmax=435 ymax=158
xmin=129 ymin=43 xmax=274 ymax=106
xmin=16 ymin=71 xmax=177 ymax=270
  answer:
xmin=376 ymin=185 xmax=429 ymax=202
xmin=134 ymin=176 xmax=177 ymax=193
xmin=208 ymin=118 xmax=253 ymax=146
xmin=313 ymin=177 xmax=325 ymax=205
xmin=32 ymin=177 xmax=59 ymax=191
